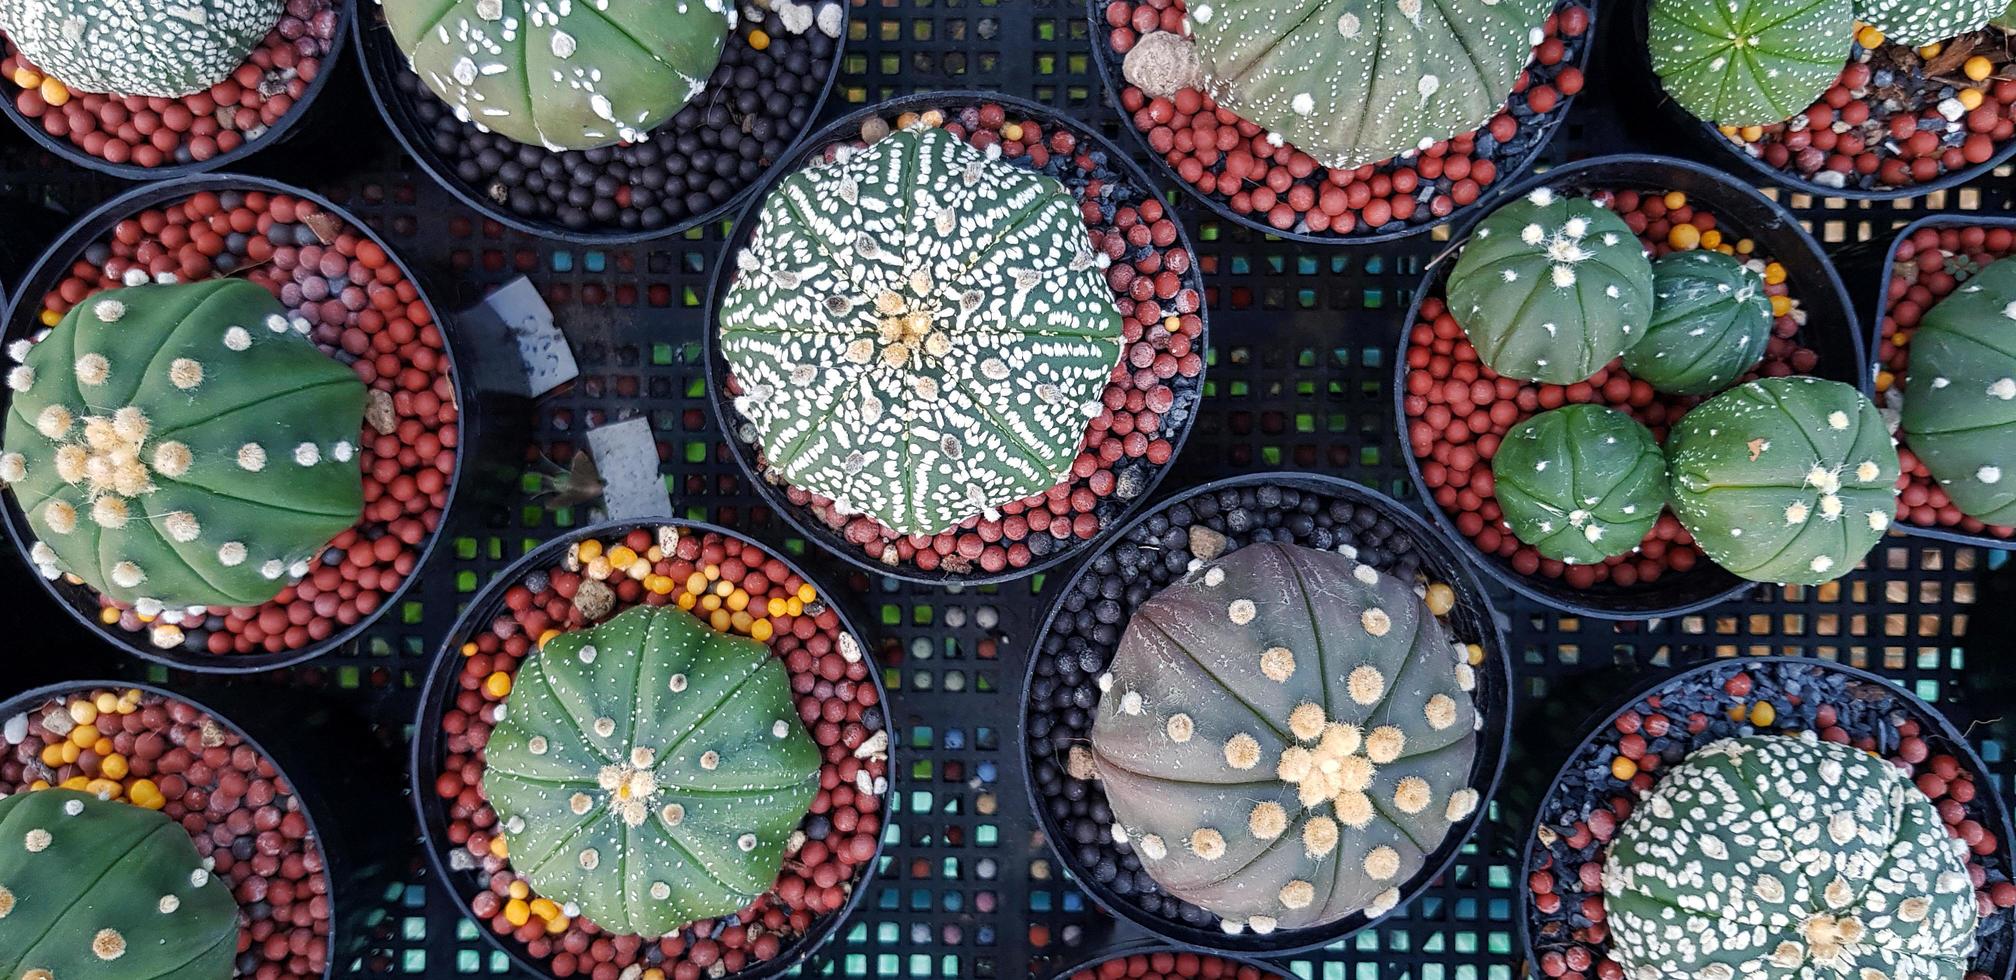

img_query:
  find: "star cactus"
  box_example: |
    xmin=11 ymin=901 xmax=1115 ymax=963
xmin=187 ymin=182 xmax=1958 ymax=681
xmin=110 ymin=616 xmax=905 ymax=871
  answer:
xmin=1856 ymin=0 xmax=2001 ymax=46
xmin=1490 ymin=405 xmax=1665 ymax=564
xmin=719 ymin=123 xmax=1124 ymax=538
xmin=1090 ymin=542 xmax=1482 ymax=935
xmin=1604 ymin=733 xmax=1977 ymax=979
xmin=1623 ymin=250 xmax=1772 ymax=396
xmin=0 ymin=280 xmax=367 ymax=614
xmin=0 ymin=0 xmax=280 ymax=98
xmin=1446 ymin=188 xmax=1655 ymax=384
xmin=483 ymin=604 xmax=821 ymax=937
xmin=1647 ymin=0 xmax=1854 ymax=127
xmin=1665 ymin=376 xmax=1899 ymax=585
xmin=0 ymin=788 xmax=238 ymax=979
xmin=1899 ymin=254 xmax=2016 ymax=526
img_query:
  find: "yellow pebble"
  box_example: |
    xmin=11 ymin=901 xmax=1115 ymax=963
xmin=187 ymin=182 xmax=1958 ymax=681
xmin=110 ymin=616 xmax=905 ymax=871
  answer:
xmin=85 ymin=778 xmax=121 ymax=799
xmin=537 ymin=628 xmax=562 ymax=649
xmin=677 ymin=592 xmax=698 ymax=610
xmin=484 ymin=671 xmax=513 ymax=698
xmin=69 ymin=725 xmax=97 ymax=748
xmin=1918 ymin=43 xmax=1942 ymax=59
xmin=38 ymin=77 xmax=67 ymax=106
xmin=1164 ymin=315 xmax=1181 ymax=333
xmin=38 ymin=743 xmax=64 ymax=767
xmin=1466 ymin=643 xmax=1484 ymax=666
xmin=27 ymin=780 xmax=49 ymax=792
xmin=504 ymin=899 xmax=532 ymax=928
xmin=786 ymin=597 xmax=804 ymax=617
xmin=1876 ymin=369 xmax=1896 ymax=391
xmin=729 ymin=611 xmax=754 ymax=633
xmin=507 ymin=880 xmax=530 ymax=900
xmin=645 ymin=970 xmax=667 ymax=980
xmin=1611 ymin=755 xmax=1638 ymax=780
xmin=797 ymin=584 xmax=817 ymax=603
xmin=685 ymin=572 xmax=708 ymax=594
xmin=1750 ymin=701 xmax=1776 ymax=726
xmin=713 ymin=578 xmax=733 ymax=597
xmin=1770 ymin=295 xmax=1793 ymax=317
xmin=646 ymin=575 xmax=674 ymax=596
xmin=1966 ymin=56 xmax=1994 ymax=81
xmin=529 ymin=898 xmax=560 ymax=920
xmin=101 ymin=753 xmax=128 ymax=780
xmin=576 ymin=539 xmax=603 ymax=562
xmin=93 ymin=692 xmax=119 ymax=714
xmin=39 ymin=309 xmax=60 ymax=328
xmin=1960 ymin=88 xmax=1985 ymax=111
xmin=767 ymin=597 xmax=788 ymax=617
xmin=69 ymin=700 xmax=97 ymax=726
xmin=11 ymin=67 xmax=40 ymax=88
xmin=60 ymin=775 xmax=89 ymax=791
xmin=59 ymin=742 xmax=80 ymax=765
xmin=1738 ymin=126 xmax=1764 ymax=142
xmin=462 ymin=642 xmax=479 ymax=657
xmin=1726 ymin=702 xmax=1747 ymax=722
xmin=1425 ymin=583 xmax=1455 ymax=616
xmin=1735 ymin=238 xmax=1755 ymax=255
xmin=545 ymin=913 xmax=569 ymax=935
xmin=129 ymin=780 xmax=165 ymax=810
xmin=608 ymin=546 xmax=637 ymax=568
xmin=1002 ymin=122 xmax=1024 ymax=142
xmin=751 ymin=619 xmax=774 ymax=643
xmin=490 ymin=836 xmax=509 ymax=859
xmin=586 ymin=556 xmax=613 ymax=580
xmin=700 ymin=593 xmax=722 ymax=612
xmin=1700 ymin=229 xmax=1722 ymax=249
xmin=1718 ymin=124 xmax=1739 ymax=137
xmin=895 ymin=111 xmax=921 ymax=129
xmin=727 ymin=589 xmax=749 ymax=612
xmin=748 ymin=28 xmax=770 ymax=50
xmin=646 ymin=547 xmax=663 ymax=562
xmin=92 ymin=737 xmax=112 ymax=756
xmin=1856 ymin=25 xmax=1885 ymax=49
xmin=703 ymin=563 xmax=720 ymax=581
xmin=709 ymin=609 xmax=732 ymax=632
xmin=919 ymin=109 xmax=944 ymax=127
xmin=1667 ymin=223 xmax=1701 ymax=251
xmin=1661 ymin=191 xmax=1686 ymax=210
xmin=1763 ymin=262 xmax=1786 ymax=285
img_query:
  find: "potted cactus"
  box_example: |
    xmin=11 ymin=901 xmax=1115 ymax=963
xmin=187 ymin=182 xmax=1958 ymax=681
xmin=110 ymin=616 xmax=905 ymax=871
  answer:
xmin=1646 ymin=0 xmax=1853 ymax=129
xmin=1622 ymin=250 xmax=1773 ymax=395
xmin=1489 ymin=405 xmax=1666 ymax=565
xmin=1898 ymin=253 xmax=2016 ymax=527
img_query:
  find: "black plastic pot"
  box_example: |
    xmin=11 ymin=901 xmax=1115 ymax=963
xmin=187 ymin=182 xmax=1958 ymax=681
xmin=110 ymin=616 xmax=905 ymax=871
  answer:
xmin=1018 ymin=471 xmax=1512 ymax=957
xmin=0 ymin=174 xmax=491 ymax=674
xmin=703 ymin=90 xmax=1211 ymax=587
xmin=1628 ymin=0 xmax=2016 ymax=202
xmin=1518 ymin=656 xmax=2016 ymax=980
xmin=350 ymin=2 xmax=848 ymax=245
xmin=1394 ymin=153 xmax=1866 ymax=620
xmin=1086 ymin=0 xmax=1594 ymax=247
xmin=409 ymin=517 xmax=896 ymax=980
xmin=1048 ymin=943 xmax=1287 ymax=980
xmin=0 ymin=0 xmax=354 ymax=181
xmin=0 ymin=678 xmax=403 ymax=980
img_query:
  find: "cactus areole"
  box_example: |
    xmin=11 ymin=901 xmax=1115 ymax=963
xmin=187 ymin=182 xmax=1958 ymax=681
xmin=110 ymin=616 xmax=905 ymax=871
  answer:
xmin=1603 ymin=733 xmax=1977 ymax=980
xmin=1855 ymin=0 xmax=2000 ymax=46
xmin=0 ymin=788 xmax=239 ymax=980
xmin=384 ymin=0 xmax=733 ymax=152
xmin=1665 ymin=377 xmax=1899 ymax=586
xmin=1445 ymin=188 xmax=1655 ymax=385
xmin=1623 ymin=250 xmax=1772 ymax=396
xmin=719 ymin=124 xmax=1125 ymax=538
xmin=1089 ymin=542 xmax=1483 ymax=935
xmin=1183 ymin=0 xmax=1551 ymax=170
xmin=0 ymin=279 xmax=367 ymax=612
xmin=1647 ymin=0 xmax=1853 ymax=128
xmin=483 ymin=604 xmax=821 ymax=938
xmin=1900 ymin=255 xmax=2016 ymax=526
xmin=1491 ymin=405 xmax=1665 ymax=564
xmin=0 ymin=0 xmax=281 ymax=98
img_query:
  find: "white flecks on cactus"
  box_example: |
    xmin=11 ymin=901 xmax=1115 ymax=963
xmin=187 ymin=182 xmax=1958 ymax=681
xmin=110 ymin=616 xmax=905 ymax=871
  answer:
xmin=169 ymin=358 xmax=204 ymax=390
xmin=0 ymin=0 xmax=280 ymax=98
xmin=237 ymin=443 xmax=266 ymax=471
xmin=1856 ymin=0 xmax=2000 ymax=46
xmin=1902 ymin=254 xmax=2016 ymax=525
xmin=1648 ymin=0 xmax=1852 ymax=128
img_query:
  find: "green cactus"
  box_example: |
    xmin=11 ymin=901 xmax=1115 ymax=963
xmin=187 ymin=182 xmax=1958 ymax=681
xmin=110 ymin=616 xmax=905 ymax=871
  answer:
xmin=719 ymin=124 xmax=1124 ymax=538
xmin=1183 ymin=0 xmax=1552 ymax=170
xmin=0 ymin=279 xmax=367 ymax=611
xmin=0 ymin=788 xmax=238 ymax=980
xmin=1604 ymin=733 xmax=1977 ymax=979
xmin=1856 ymin=0 xmax=2000 ymax=46
xmin=1623 ymin=250 xmax=1773 ymax=396
xmin=385 ymin=0 xmax=731 ymax=152
xmin=1665 ymin=376 xmax=1899 ymax=585
xmin=1899 ymin=254 xmax=2016 ymax=526
xmin=1648 ymin=0 xmax=1853 ymax=128
xmin=1994 ymin=0 xmax=2016 ymax=30
xmin=1490 ymin=405 xmax=1665 ymax=564
xmin=0 ymin=0 xmax=280 ymax=98
xmin=1446 ymin=188 xmax=1655 ymax=385
xmin=483 ymin=604 xmax=821 ymax=937
xmin=1090 ymin=542 xmax=1482 ymax=935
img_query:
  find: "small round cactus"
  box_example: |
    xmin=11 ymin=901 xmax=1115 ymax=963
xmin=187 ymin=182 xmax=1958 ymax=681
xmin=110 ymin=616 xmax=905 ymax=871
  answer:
xmin=1666 ymin=376 xmax=1899 ymax=585
xmin=1647 ymin=0 xmax=1854 ymax=127
xmin=1490 ymin=405 xmax=1666 ymax=564
xmin=1623 ymin=250 xmax=1772 ymax=396
xmin=1090 ymin=542 xmax=1482 ymax=935
xmin=0 ymin=0 xmax=280 ymax=98
xmin=483 ymin=604 xmax=821 ymax=938
xmin=1183 ymin=0 xmax=1551 ymax=170
xmin=1605 ymin=733 xmax=1977 ymax=979
xmin=385 ymin=0 xmax=733 ymax=151
xmin=720 ymin=123 xmax=1124 ymax=538
xmin=0 ymin=788 xmax=238 ymax=979
xmin=0 ymin=280 xmax=367 ymax=611
xmin=1856 ymin=0 xmax=2001 ymax=46
xmin=1446 ymin=188 xmax=1655 ymax=385
xmin=1900 ymin=254 xmax=2016 ymax=525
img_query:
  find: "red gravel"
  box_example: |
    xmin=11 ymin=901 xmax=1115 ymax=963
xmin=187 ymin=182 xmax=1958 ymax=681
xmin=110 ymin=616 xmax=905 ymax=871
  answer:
xmin=27 ymin=188 xmax=457 ymax=658
xmin=1404 ymin=188 xmax=1822 ymax=591
xmin=1 ymin=0 xmax=339 ymax=169
xmin=1 ymin=687 xmax=333 ymax=980
xmin=433 ymin=526 xmax=887 ymax=980
xmin=1105 ymin=0 xmax=1590 ymax=236
xmin=1877 ymin=222 xmax=2016 ymax=539
xmin=1068 ymin=951 xmax=1281 ymax=980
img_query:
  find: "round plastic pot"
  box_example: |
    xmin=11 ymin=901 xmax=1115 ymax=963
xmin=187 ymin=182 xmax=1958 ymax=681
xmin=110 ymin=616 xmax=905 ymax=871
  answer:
xmin=350 ymin=4 xmax=847 ymax=245
xmin=703 ymin=89 xmax=1211 ymax=587
xmin=1628 ymin=0 xmax=2016 ymax=202
xmin=1017 ymin=471 xmax=1512 ymax=957
xmin=1394 ymin=152 xmax=1866 ymax=620
xmin=0 ymin=174 xmax=475 ymax=674
xmin=409 ymin=517 xmax=897 ymax=980
xmin=1047 ymin=942 xmax=1288 ymax=980
xmin=1086 ymin=0 xmax=1594 ymax=247
xmin=0 ymin=0 xmax=355 ymax=182
xmin=0 ymin=678 xmax=403 ymax=980
xmin=1516 ymin=655 xmax=2016 ymax=980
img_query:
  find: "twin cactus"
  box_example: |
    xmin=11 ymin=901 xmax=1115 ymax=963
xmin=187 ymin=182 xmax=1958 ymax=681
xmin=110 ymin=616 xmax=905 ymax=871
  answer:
xmin=0 ymin=788 xmax=239 ymax=979
xmin=1900 ymin=254 xmax=2016 ymax=526
xmin=1491 ymin=405 xmax=1665 ymax=564
xmin=1 ymin=280 xmax=367 ymax=613
xmin=1090 ymin=542 xmax=1481 ymax=935
xmin=0 ymin=0 xmax=280 ymax=99
xmin=484 ymin=604 xmax=821 ymax=937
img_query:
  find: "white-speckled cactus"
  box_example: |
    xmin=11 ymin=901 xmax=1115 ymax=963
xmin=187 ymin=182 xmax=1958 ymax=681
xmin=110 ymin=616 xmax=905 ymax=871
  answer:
xmin=719 ymin=124 xmax=1124 ymax=538
xmin=1623 ymin=250 xmax=1772 ymax=396
xmin=1900 ymin=254 xmax=2016 ymax=526
xmin=1604 ymin=733 xmax=1977 ymax=979
xmin=1648 ymin=0 xmax=1854 ymax=128
xmin=1856 ymin=0 xmax=2000 ymax=46
xmin=1183 ymin=0 xmax=1552 ymax=170
xmin=1090 ymin=542 xmax=1482 ymax=935
xmin=0 ymin=0 xmax=280 ymax=98
xmin=1491 ymin=405 xmax=1665 ymax=564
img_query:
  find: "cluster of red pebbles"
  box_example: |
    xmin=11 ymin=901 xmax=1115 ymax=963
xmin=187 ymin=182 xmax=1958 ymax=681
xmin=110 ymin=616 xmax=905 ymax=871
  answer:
xmin=726 ymin=104 xmax=1206 ymax=578
xmin=0 ymin=687 xmax=333 ymax=979
xmin=1405 ymin=188 xmax=1823 ymax=591
xmin=1876 ymin=222 xmax=2016 ymax=539
xmin=1066 ymin=951 xmax=1279 ymax=980
xmin=1103 ymin=0 xmax=1589 ymax=236
xmin=1 ymin=0 xmax=340 ymax=169
xmin=433 ymin=526 xmax=888 ymax=980
xmin=27 ymin=188 xmax=457 ymax=657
